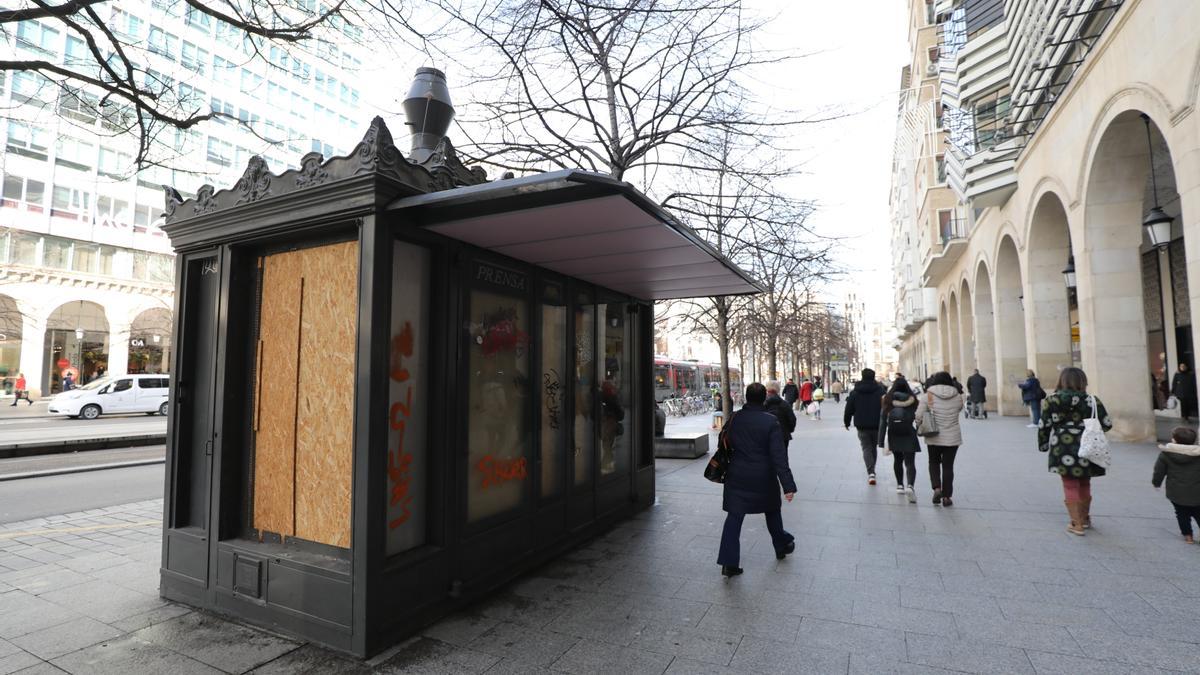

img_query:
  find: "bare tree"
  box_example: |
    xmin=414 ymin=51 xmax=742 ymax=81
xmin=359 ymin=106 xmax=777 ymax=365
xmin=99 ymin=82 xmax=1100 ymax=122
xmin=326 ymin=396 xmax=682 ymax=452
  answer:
xmin=0 ymin=0 xmax=369 ymax=167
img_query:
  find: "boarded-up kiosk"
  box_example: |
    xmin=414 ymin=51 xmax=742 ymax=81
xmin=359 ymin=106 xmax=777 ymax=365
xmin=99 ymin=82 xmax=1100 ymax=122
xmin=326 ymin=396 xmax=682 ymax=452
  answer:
xmin=158 ymin=75 xmax=760 ymax=657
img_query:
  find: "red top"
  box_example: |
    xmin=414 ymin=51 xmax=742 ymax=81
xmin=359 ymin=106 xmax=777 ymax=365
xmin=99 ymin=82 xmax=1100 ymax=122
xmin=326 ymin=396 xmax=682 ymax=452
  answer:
xmin=800 ymin=382 xmax=814 ymax=400
xmin=15 ymin=376 xmax=26 ymax=390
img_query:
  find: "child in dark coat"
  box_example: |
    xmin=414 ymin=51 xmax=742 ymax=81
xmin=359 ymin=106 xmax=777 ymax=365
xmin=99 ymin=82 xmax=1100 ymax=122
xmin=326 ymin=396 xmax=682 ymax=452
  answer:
xmin=1153 ymin=426 xmax=1200 ymax=543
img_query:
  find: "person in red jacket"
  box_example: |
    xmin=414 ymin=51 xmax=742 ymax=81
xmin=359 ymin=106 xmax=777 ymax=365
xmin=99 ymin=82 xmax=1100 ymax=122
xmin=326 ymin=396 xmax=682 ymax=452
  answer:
xmin=799 ymin=378 xmax=814 ymax=415
xmin=10 ymin=373 xmax=33 ymax=406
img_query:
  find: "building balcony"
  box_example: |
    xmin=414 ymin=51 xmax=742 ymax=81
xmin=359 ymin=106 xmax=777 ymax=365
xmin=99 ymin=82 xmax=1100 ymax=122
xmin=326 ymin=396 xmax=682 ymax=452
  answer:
xmin=921 ymin=216 xmax=968 ymax=285
xmin=949 ymin=139 xmax=1018 ymax=208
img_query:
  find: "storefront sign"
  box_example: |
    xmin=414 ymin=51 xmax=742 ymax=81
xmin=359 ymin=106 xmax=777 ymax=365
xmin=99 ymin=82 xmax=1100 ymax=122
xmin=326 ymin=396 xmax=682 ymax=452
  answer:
xmin=130 ymin=338 xmax=147 ymax=347
xmin=474 ymin=262 xmax=527 ymax=292
xmin=57 ymin=358 xmax=70 ymax=370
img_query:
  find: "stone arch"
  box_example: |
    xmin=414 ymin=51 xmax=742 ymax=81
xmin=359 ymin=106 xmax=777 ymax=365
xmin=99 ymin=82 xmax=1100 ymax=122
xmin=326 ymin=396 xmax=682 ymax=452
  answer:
xmin=128 ymin=308 xmax=173 ymax=374
xmin=994 ymin=236 xmax=1027 ymax=415
xmin=1081 ymin=108 xmax=1191 ymax=440
xmin=973 ymin=260 xmax=997 ymax=412
xmin=959 ymin=278 xmax=976 ymax=381
xmin=43 ymin=300 xmax=110 ymax=393
xmin=947 ymin=290 xmax=961 ymax=377
xmin=1027 ymin=191 xmax=1075 ymax=380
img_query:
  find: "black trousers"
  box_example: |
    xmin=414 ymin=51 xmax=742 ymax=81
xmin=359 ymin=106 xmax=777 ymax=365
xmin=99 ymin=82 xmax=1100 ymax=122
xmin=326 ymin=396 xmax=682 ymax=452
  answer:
xmin=893 ymin=452 xmax=916 ymax=486
xmin=1173 ymin=502 xmax=1200 ymax=536
xmin=717 ymin=511 xmax=792 ymax=567
xmin=927 ymin=445 xmax=959 ymax=498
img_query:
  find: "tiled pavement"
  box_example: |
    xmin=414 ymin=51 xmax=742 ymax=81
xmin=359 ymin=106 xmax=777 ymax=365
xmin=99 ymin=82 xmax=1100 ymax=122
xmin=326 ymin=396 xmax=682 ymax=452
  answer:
xmin=2 ymin=403 xmax=1200 ymax=674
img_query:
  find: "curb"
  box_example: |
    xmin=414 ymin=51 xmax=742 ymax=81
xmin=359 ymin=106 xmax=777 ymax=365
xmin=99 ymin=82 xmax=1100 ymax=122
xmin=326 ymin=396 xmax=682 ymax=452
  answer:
xmin=0 ymin=458 xmax=166 ymax=482
xmin=0 ymin=435 xmax=166 ymax=459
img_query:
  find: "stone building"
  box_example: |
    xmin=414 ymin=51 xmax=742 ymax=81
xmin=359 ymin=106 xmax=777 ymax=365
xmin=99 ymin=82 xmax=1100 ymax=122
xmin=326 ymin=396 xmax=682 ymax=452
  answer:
xmin=891 ymin=0 xmax=1200 ymax=440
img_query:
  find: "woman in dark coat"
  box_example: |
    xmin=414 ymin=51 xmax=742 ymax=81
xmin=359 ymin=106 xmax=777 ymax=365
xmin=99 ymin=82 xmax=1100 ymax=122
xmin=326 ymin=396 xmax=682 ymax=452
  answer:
xmin=717 ymin=382 xmax=797 ymax=577
xmin=1172 ymin=363 xmax=1198 ymax=421
xmin=879 ymin=377 xmax=920 ymax=503
xmin=1039 ymin=367 xmax=1112 ymax=535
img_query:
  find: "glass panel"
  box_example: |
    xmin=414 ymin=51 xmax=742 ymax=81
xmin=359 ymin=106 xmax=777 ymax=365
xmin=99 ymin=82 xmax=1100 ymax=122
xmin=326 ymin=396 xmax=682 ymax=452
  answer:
xmin=573 ymin=293 xmax=595 ymax=487
xmin=10 ymin=233 xmax=38 ymax=265
xmin=599 ymin=303 xmax=630 ymax=476
xmin=386 ymin=240 xmax=431 ymax=555
xmin=540 ymin=283 xmax=567 ymax=499
xmin=43 ymin=237 xmax=70 ymax=269
xmin=72 ymin=243 xmax=96 ymax=273
xmin=466 ymin=282 xmax=531 ymax=523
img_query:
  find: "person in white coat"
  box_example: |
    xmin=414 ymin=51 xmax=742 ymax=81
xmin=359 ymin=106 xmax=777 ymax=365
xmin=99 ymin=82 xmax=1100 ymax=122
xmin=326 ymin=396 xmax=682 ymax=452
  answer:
xmin=915 ymin=371 xmax=964 ymax=506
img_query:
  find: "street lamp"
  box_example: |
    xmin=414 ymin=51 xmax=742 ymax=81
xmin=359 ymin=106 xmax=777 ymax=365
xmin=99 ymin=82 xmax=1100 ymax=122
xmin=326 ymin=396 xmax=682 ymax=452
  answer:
xmin=1141 ymin=113 xmax=1174 ymax=249
xmin=1062 ymin=254 xmax=1076 ymax=289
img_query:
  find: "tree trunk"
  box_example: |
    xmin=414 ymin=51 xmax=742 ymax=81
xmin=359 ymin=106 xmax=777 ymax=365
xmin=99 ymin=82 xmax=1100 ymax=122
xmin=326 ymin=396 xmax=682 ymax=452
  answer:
xmin=717 ymin=300 xmax=733 ymax=418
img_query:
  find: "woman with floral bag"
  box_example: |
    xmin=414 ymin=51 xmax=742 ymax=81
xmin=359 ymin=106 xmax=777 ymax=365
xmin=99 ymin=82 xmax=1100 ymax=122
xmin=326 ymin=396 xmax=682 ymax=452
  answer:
xmin=1038 ymin=367 xmax=1112 ymax=535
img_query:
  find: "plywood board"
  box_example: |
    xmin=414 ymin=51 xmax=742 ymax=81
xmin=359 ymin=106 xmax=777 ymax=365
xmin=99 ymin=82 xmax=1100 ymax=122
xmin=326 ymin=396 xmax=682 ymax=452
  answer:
xmin=293 ymin=241 xmax=358 ymax=548
xmin=252 ymin=254 xmax=302 ymax=539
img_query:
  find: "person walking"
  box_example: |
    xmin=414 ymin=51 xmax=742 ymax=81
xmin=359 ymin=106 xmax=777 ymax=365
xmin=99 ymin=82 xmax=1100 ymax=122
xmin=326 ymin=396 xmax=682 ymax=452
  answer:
xmin=831 ymin=379 xmax=844 ymax=403
xmin=1172 ymin=363 xmax=1198 ymax=422
xmin=811 ymin=384 xmax=824 ymax=420
xmin=844 ymin=368 xmax=885 ymax=485
xmin=716 ymin=382 xmax=798 ymax=577
xmin=764 ymin=381 xmax=797 ymax=448
xmin=916 ymin=371 xmax=964 ymax=506
xmin=799 ymin=378 xmax=814 ymax=415
xmin=966 ymin=369 xmax=987 ymax=419
xmin=1039 ymin=367 xmax=1112 ymax=535
xmin=62 ymin=371 xmax=75 ymax=392
xmin=879 ymin=377 xmax=920 ymax=503
xmin=10 ymin=373 xmax=33 ymax=406
xmin=1018 ymin=370 xmax=1044 ymax=428
xmin=782 ymin=378 xmax=799 ymax=408
xmin=1153 ymin=426 xmax=1200 ymax=544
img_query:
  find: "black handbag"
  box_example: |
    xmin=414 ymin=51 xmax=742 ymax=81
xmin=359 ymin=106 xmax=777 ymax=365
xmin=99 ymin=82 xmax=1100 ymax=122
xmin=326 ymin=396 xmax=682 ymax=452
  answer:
xmin=704 ymin=412 xmax=737 ymax=483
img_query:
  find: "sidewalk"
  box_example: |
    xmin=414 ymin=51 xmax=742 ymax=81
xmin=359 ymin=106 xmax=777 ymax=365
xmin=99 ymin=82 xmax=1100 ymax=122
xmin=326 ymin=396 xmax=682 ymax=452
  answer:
xmin=3 ymin=405 xmax=1200 ymax=674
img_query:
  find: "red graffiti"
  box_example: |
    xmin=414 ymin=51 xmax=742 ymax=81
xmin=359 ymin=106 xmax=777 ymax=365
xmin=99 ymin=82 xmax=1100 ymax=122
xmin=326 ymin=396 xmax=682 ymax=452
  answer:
xmin=388 ymin=321 xmax=417 ymax=530
xmin=477 ymin=455 xmax=527 ymax=490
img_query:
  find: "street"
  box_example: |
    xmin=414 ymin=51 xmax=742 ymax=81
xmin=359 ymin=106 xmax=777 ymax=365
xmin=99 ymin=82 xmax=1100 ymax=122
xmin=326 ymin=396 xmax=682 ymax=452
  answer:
xmin=0 ymin=401 xmax=167 ymax=447
xmin=3 ymin=401 xmax=1200 ymax=673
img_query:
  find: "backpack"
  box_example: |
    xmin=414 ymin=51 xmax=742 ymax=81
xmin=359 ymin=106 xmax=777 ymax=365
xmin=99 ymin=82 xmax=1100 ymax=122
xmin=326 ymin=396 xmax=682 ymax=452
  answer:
xmin=812 ymin=388 xmax=825 ymax=401
xmin=887 ymin=405 xmax=913 ymax=437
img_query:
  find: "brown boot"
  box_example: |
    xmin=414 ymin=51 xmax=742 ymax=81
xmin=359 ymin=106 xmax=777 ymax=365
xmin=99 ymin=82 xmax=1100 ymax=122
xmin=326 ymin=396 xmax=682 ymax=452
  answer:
xmin=1081 ymin=497 xmax=1092 ymax=529
xmin=1064 ymin=500 xmax=1085 ymax=536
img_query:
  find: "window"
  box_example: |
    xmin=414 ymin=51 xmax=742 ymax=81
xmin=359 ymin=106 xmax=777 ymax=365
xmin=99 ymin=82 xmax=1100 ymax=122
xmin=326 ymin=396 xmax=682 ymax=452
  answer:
xmin=51 ymin=186 xmax=91 ymax=214
xmin=574 ymin=290 xmax=595 ymax=487
xmin=209 ymin=97 xmax=234 ymax=124
xmin=58 ymin=88 xmax=99 ymax=125
xmin=386 ymin=241 xmax=432 ymax=554
xmin=11 ymin=71 xmax=51 ymax=101
xmin=290 ymin=57 xmax=311 ymax=82
xmin=138 ymin=377 xmax=167 ymax=389
xmin=540 ymin=282 xmax=568 ymax=499
xmin=2 ymin=176 xmax=46 ymax=207
xmin=152 ymin=0 xmax=182 ymax=16
xmin=212 ymin=56 xmax=236 ymax=87
xmin=8 ymin=232 xmax=38 ymax=265
xmin=97 ymin=194 xmax=132 ymax=222
xmin=181 ymin=42 xmax=208 ymax=74
xmin=150 ymin=255 xmax=174 ymax=284
xmin=178 ymin=83 xmax=206 ymax=108
xmin=64 ymin=36 xmax=89 ymax=66
xmin=42 ymin=236 xmax=72 ymax=269
xmin=56 ymin=137 xmax=96 ymax=170
xmin=236 ymin=108 xmax=260 ymax=129
xmin=16 ymin=20 xmax=59 ymax=55
xmin=598 ymin=302 xmax=631 ymax=477
xmin=6 ymin=122 xmax=49 ymax=159
xmin=184 ymin=5 xmax=213 ymax=33
xmin=99 ymin=246 xmax=116 ymax=275
xmin=101 ymin=104 xmax=134 ymax=132
xmin=466 ymin=267 xmax=532 ymax=523
xmin=148 ymin=26 xmax=179 ymax=60
xmin=111 ymin=9 xmax=144 ymax=38
xmin=239 ymin=69 xmax=263 ymax=94
xmin=99 ymin=148 xmax=132 ymax=178
xmin=143 ymin=68 xmax=175 ymax=95
xmin=132 ymin=252 xmax=150 ymax=280
xmin=72 ymin=243 xmax=98 ymax=273
xmin=215 ymin=19 xmax=239 ymax=46
xmin=936 ymin=154 xmax=947 ymax=184
xmin=206 ymin=137 xmax=232 ymax=167
xmin=113 ymin=379 xmax=133 ymax=392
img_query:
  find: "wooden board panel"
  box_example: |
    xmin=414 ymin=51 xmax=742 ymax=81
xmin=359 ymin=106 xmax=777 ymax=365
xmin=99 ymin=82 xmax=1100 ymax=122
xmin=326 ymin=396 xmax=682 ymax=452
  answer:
xmin=253 ymin=254 xmax=302 ymax=539
xmin=293 ymin=241 xmax=358 ymax=548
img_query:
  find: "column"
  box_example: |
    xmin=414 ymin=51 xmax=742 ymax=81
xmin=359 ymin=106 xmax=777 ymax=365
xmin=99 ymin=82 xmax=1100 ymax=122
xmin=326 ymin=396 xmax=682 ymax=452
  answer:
xmin=19 ymin=315 xmax=45 ymax=398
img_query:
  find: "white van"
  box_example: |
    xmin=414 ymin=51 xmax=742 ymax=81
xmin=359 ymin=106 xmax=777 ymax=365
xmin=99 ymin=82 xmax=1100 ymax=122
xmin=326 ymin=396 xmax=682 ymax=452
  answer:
xmin=48 ymin=374 xmax=171 ymax=420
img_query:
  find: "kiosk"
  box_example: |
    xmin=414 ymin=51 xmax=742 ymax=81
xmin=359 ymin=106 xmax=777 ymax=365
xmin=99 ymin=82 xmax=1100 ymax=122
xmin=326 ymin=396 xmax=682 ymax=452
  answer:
xmin=158 ymin=68 xmax=760 ymax=656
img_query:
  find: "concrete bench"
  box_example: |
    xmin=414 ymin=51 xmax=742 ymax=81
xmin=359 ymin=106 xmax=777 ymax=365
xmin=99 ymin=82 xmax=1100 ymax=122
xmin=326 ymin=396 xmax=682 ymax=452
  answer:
xmin=654 ymin=433 xmax=710 ymax=459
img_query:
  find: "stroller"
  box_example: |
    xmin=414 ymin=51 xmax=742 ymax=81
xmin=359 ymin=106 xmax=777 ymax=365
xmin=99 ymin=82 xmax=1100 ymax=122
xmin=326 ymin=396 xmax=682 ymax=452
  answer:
xmin=964 ymin=400 xmax=987 ymax=420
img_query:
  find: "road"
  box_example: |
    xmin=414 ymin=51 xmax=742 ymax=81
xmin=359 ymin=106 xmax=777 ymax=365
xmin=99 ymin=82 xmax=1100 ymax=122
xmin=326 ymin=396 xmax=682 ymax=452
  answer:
xmin=0 ymin=463 xmax=164 ymax=523
xmin=0 ymin=401 xmax=166 ymax=445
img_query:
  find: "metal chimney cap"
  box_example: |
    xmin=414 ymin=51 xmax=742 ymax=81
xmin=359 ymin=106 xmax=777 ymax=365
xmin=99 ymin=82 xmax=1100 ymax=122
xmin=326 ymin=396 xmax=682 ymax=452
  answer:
xmin=415 ymin=66 xmax=446 ymax=79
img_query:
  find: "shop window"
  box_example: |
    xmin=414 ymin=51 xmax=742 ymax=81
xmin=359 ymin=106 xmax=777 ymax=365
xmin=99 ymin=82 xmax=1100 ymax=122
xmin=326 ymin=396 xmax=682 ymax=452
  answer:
xmin=466 ymin=263 xmax=531 ymax=523
xmin=42 ymin=236 xmax=71 ymax=269
xmin=540 ymin=282 xmax=567 ymax=499
xmin=574 ymin=290 xmax=595 ymax=487
xmin=386 ymin=240 xmax=431 ymax=554
xmin=598 ymin=302 xmax=630 ymax=477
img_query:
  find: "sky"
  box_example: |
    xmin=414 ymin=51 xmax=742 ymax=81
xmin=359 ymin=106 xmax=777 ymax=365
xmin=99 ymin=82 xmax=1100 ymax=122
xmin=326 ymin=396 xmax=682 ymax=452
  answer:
xmin=349 ymin=0 xmax=911 ymax=325
xmin=749 ymin=0 xmax=911 ymax=323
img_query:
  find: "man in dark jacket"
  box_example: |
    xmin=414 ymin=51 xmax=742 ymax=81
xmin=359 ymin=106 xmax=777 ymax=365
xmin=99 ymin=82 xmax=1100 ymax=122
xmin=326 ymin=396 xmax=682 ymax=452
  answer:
xmin=717 ymin=382 xmax=797 ymax=577
xmin=966 ymin=369 xmax=987 ymax=419
xmin=843 ymin=368 xmax=885 ymax=485
xmin=765 ymin=381 xmax=797 ymax=446
xmin=781 ymin=378 xmax=799 ymax=407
